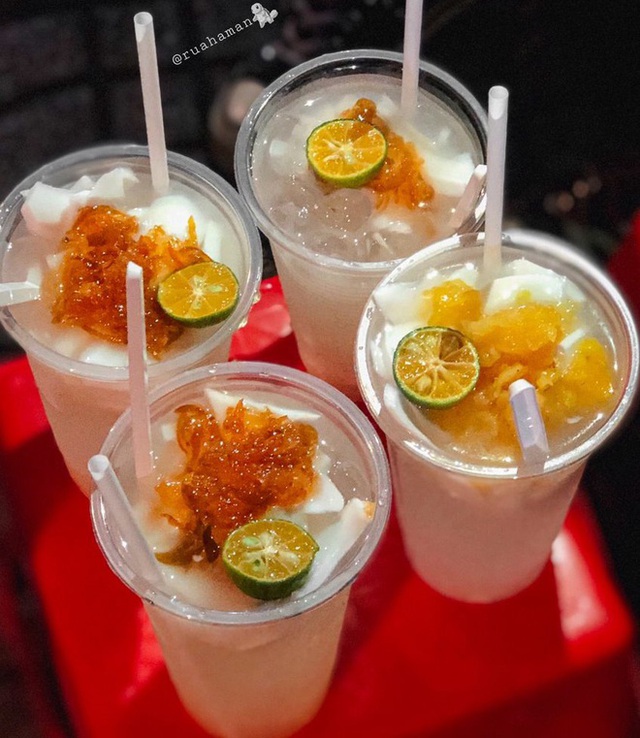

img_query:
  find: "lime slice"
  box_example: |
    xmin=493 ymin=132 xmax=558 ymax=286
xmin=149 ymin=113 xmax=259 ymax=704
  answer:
xmin=393 ymin=326 xmax=480 ymax=408
xmin=222 ymin=519 xmax=319 ymax=601
xmin=157 ymin=261 xmax=239 ymax=327
xmin=306 ymin=119 xmax=387 ymax=188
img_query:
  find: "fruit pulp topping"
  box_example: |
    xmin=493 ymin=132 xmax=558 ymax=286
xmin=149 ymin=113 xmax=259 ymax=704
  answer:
xmin=155 ymin=401 xmax=319 ymax=564
xmin=418 ymin=279 xmax=616 ymax=458
xmin=47 ymin=205 xmax=210 ymax=358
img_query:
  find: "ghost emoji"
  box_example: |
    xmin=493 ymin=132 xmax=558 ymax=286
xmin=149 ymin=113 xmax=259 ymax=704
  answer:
xmin=252 ymin=3 xmax=278 ymax=28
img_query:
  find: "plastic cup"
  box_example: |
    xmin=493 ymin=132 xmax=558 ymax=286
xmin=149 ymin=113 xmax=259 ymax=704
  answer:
xmin=91 ymin=361 xmax=391 ymax=738
xmin=356 ymin=229 xmax=639 ymax=603
xmin=235 ymin=49 xmax=487 ymax=399
xmin=0 ymin=145 xmax=262 ymax=493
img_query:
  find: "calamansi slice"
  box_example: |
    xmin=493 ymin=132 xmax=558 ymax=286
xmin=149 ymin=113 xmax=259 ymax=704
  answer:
xmin=222 ymin=519 xmax=319 ymax=601
xmin=157 ymin=261 xmax=239 ymax=327
xmin=306 ymin=119 xmax=387 ymax=188
xmin=393 ymin=326 xmax=480 ymax=408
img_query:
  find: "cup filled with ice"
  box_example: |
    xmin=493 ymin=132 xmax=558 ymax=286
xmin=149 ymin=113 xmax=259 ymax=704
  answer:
xmin=235 ymin=49 xmax=487 ymax=398
xmin=356 ymin=229 xmax=639 ymax=603
xmin=91 ymin=361 xmax=391 ymax=738
xmin=0 ymin=145 xmax=262 ymax=493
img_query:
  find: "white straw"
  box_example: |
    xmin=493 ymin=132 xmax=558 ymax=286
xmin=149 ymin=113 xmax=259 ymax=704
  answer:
xmin=134 ymin=12 xmax=169 ymax=196
xmin=509 ymin=379 xmax=549 ymax=466
xmin=448 ymin=164 xmax=487 ymax=230
xmin=126 ymin=262 xmax=154 ymax=479
xmin=0 ymin=281 xmax=40 ymax=307
xmin=401 ymin=0 xmax=424 ymax=118
xmin=484 ymin=86 xmax=509 ymax=275
xmin=88 ymin=454 xmax=163 ymax=585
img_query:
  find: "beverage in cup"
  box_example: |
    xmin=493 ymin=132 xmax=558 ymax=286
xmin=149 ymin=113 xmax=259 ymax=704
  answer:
xmin=0 ymin=145 xmax=262 ymax=493
xmin=235 ymin=49 xmax=487 ymax=399
xmin=356 ymin=229 xmax=639 ymax=603
xmin=91 ymin=362 xmax=391 ymax=738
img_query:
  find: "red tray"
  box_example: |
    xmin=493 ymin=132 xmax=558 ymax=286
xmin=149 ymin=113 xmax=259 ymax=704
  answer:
xmin=0 ymin=278 xmax=638 ymax=738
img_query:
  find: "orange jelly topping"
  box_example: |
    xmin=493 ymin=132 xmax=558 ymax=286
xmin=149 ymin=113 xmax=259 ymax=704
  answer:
xmin=48 ymin=205 xmax=210 ymax=358
xmin=341 ymin=98 xmax=435 ymax=211
xmin=155 ymin=401 xmax=319 ymax=560
xmin=419 ymin=279 xmax=616 ymax=459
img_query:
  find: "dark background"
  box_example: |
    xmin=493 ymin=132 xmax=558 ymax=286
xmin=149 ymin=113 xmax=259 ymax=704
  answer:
xmin=0 ymin=1 xmax=639 ymax=735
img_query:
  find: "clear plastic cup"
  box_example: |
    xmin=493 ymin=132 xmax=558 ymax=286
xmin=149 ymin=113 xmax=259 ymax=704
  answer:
xmin=0 ymin=145 xmax=262 ymax=493
xmin=356 ymin=230 xmax=639 ymax=603
xmin=91 ymin=361 xmax=391 ymax=738
xmin=235 ymin=49 xmax=487 ymax=399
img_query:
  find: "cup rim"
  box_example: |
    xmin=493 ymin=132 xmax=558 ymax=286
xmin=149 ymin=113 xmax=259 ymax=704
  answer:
xmin=0 ymin=144 xmax=263 ymax=382
xmin=90 ymin=361 xmax=392 ymax=625
xmin=234 ymin=48 xmax=488 ymax=274
xmin=355 ymin=229 xmax=640 ymax=479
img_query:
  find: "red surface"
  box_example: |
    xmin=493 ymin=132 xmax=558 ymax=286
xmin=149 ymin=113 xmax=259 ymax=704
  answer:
xmin=0 ymin=277 xmax=638 ymax=738
xmin=609 ymin=211 xmax=640 ymax=318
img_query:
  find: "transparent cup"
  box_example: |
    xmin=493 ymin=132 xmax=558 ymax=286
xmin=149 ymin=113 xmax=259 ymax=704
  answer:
xmin=91 ymin=361 xmax=391 ymax=738
xmin=235 ymin=49 xmax=487 ymax=399
xmin=0 ymin=145 xmax=262 ymax=493
xmin=356 ymin=229 xmax=639 ymax=603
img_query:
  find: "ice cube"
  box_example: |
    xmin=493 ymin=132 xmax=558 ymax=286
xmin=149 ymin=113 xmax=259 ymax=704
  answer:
xmin=323 ymin=189 xmax=372 ymax=233
xmin=288 ymin=172 xmax=321 ymax=208
xmin=370 ymin=212 xmax=412 ymax=235
xmin=268 ymin=131 xmax=307 ymax=176
xmin=484 ymin=274 xmax=565 ymax=314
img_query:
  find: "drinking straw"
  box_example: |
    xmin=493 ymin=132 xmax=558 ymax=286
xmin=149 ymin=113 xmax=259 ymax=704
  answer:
xmin=401 ymin=0 xmax=424 ymax=118
xmin=0 ymin=281 xmax=40 ymax=307
xmin=126 ymin=262 xmax=154 ymax=479
xmin=509 ymin=379 xmax=550 ymax=465
xmin=483 ymin=86 xmax=509 ymax=275
xmin=88 ymin=454 xmax=164 ymax=585
xmin=134 ymin=12 xmax=169 ymax=196
xmin=448 ymin=164 xmax=487 ymax=230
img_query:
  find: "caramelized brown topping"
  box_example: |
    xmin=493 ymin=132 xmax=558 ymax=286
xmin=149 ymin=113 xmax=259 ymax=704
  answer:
xmin=47 ymin=205 xmax=210 ymax=358
xmin=154 ymin=401 xmax=319 ymax=564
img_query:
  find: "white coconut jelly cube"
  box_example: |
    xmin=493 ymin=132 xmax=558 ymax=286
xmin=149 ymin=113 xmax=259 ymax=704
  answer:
xmin=131 ymin=194 xmax=209 ymax=242
xmin=204 ymin=389 xmax=321 ymax=424
xmin=88 ymin=167 xmax=138 ymax=202
xmin=21 ymin=183 xmax=88 ymax=240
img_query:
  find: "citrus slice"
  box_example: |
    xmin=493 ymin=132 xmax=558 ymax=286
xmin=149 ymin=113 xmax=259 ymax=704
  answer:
xmin=157 ymin=261 xmax=239 ymax=327
xmin=222 ymin=519 xmax=319 ymax=601
xmin=306 ymin=119 xmax=387 ymax=188
xmin=393 ymin=326 xmax=480 ymax=408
